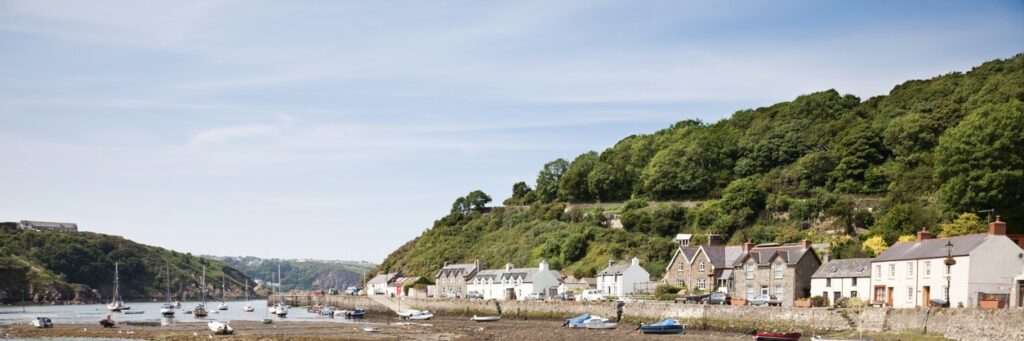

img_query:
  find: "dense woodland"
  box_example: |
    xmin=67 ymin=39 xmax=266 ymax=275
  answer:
xmin=378 ymin=54 xmax=1024 ymax=280
xmin=0 ymin=223 xmax=255 ymax=304
xmin=213 ymin=256 xmax=375 ymax=292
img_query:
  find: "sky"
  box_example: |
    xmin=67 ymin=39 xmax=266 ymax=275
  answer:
xmin=0 ymin=1 xmax=1021 ymax=263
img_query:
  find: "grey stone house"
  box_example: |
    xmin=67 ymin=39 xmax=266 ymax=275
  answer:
xmin=730 ymin=240 xmax=821 ymax=307
xmin=435 ymin=260 xmax=480 ymax=298
xmin=663 ymin=234 xmax=743 ymax=293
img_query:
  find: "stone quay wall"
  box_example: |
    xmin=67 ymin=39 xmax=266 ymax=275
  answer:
xmin=274 ymin=294 xmax=1023 ymax=340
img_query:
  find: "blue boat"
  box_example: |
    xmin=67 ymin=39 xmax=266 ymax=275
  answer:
xmin=347 ymin=308 xmax=366 ymax=318
xmin=563 ymin=313 xmax=591 ymax=328
xmin=640 ymin=319 xmax=684 ymax=335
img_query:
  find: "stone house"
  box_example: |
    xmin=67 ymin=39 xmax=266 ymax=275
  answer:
xmin=872 ymin=217 xmax=1022 ymax=308
xmin=663 ymin=234 xmax=742 ymax=293
xmin=435 ymin=260 xmax=480 ymax=298
xmin=466 ymin=260 xmax=562 ymax=300
xmin=731 ymin=240 xmax=820 ymax=307
xmin=810 ymin=257 xmax=872 ymax=306
xmin=597 ymin=257 xmax=650 ymax=297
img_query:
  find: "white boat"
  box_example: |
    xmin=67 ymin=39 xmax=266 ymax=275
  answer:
xmin=207 ymin=321 xmax=234 ymax=335
xmin=406 ymin=311 xmax=433 ymax=320
xmin=242 ymin=279 xmax=254 ymax=312
xmin=194 ymin=265 xmax=209 ymax=317
xmin=583 ymin=316 xmax=618 ymax=330
xmin=31 ymin=317 xmax=53 ymax=328
xmin=217 ymin=277 xmax=229 ymax=310
xmin=321 ymin=306 xmax=336 ymax=316
xmin=107 ymin=262 xmax=129 ymax=312
xmin=273 ymin=264 xmax=288 ymax=317
xmin=471 ymin=315 xmax=501 ymax=322
xmin=363 ymin=326 xmax=379 ymax=332
xmin=160 ymin=264 xmax=176 ymax=317
xmin=397 ymin=310 xmax=422 ymax=318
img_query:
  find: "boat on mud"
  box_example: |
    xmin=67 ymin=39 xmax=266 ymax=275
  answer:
xmin=752 ymin=331 xmax=802 ymax=341
xmin=471 ymin=315 xmax=501 ymax=322
xmin=208 ymin=321 xmax=234 ymax=335
xmin=639 ymin=319 xmax=684 ymax=334
xmin=31 ymin=317 xmax=53 ymax=328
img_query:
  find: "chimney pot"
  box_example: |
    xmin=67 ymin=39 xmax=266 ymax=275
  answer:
xmin=990 ymin=216 xmax=1007 ymax=236
xmin=608 ymin=259 xmax=614 ymax=267
xmin=443 ymin=261 xmax=448 ymax=268
xmin=917 ymin=227 xmax=933 ymax=241
xmin=800 ymin=239 xmax=812 ymax=249
xmin=743 ymin=240 xmax=753 ymax=253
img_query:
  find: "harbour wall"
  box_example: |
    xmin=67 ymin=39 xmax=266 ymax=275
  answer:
xmin=273 ymin=294 xmax=1023 ymax=340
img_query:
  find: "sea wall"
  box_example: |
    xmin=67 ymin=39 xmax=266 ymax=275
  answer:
xmin=274 ymin=294 xmax=1023 ymax=340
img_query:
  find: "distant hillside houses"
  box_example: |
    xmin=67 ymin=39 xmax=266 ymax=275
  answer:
xmin=18 ymin=220 xmax=78 ymax=232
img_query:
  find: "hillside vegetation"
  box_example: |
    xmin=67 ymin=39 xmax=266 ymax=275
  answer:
xmin=0 ymin=223 xmax=256 ymax=304
xmin=378 ymin=54 xmax=1024 ymax=279
xmin=213 ymin=256 xmax=375 ymax=292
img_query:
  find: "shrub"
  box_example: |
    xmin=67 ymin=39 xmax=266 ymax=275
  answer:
xmin=654 ymin=284 xmax=683 ymax=297
xmin=810 ymin=295 xmax=829 ymax=307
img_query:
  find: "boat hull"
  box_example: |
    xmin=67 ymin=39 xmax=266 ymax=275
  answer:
xmin=640 ymin=325 xmax=684 ymax=334
xmin=753 ymin=331 xmax=801 ymax=341
xmin=471 ymin=315 xmax=501 ymax=322
xmin=208 ymin=321 xmax=234 ymax=335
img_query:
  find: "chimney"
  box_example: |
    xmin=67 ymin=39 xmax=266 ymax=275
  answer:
xmin=443 ymin=261 xmax=448 ymax=268
xmin=631 ymin=257 xmax=640 ymax=267
xmin=505 ymin=263 xmax=514 ymax=272
xmin=822 ymin=252 xmax=831 ymax=263
xmin=539 ymin=260 xmax=549 ymax=271
xmin=916 ymin=227 xmax=933 ymax=241
xmin=707 ymin=234 xmax=722 ymax=246
xmin=990 ymin=216 xmax=1007 ymax=236
xmin=608 ymin=259 xmax=615 ymax=268
xmin=800 ymin=239 xmax=812 ymax=249
xmin=743 ymin=240 xmax=753 ymax=253
xmin=474 ymin=259 xmax=481 ymax=270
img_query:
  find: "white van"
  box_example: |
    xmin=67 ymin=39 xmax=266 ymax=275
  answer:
xmin=579 ymin=289 xmax=607 ymax=302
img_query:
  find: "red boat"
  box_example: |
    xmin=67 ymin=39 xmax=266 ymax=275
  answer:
xmin=99 ymin=316 xmax=116 ymax=328
xmin=752 ymin=331 xmax=801 ymax=341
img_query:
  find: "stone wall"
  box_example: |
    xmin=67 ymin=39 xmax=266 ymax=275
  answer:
xmin=279 ymin=294 xmax=1024 ymax=340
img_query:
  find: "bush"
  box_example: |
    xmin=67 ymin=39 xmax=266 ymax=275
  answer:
xmin=654 ymin=284 xmax=683 ymax=297
xmin=810 ymin=295 xmax=829 ymax=307
xmin=836 ymin=297 xmax=865 ymax=308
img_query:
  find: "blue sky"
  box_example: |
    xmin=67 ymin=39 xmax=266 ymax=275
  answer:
xmin=0 ymin=1 xmax=1021 ymax=262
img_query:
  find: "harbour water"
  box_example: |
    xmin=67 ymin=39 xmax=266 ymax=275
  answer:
xmin=0 ymin=300 xmax=370 ymax=326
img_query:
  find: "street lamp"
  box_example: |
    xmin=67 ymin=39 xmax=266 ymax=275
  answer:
xmin=944 ymin=240 xmax=956 ymax=306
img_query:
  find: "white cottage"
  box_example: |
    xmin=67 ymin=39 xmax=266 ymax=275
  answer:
xmin=366 ymin=272 xmax=398 ymax=296
xmin=871 ymin=218 xmax=1022 ymax=308
xmin=597 ymin=257 xmax=650 ymax=297
xmin=466 ymin=261 xmax=562 ymax=300
xmin=811 ymin=258 xmax=872 ymax=306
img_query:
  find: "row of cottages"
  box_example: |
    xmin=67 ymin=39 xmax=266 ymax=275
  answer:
xmin=366 ymin=272 xmax=399 ymax=295
xmin=596 ymin=257 xmax=652 ymax=296
xmin=812 ymin=217 xmax=1024 ymax=308
xmin=466 ymin=261 xmax=562 ymax=300
xmin=664 ymin=234 xmax=821 ymax=306
xmin=435 ymin=260 xmax=481 ymax=298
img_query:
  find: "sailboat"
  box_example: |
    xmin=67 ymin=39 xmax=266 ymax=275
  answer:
xmin=107 ymin=262 xmax=128 ymax=312
xmin=273 ymin=263 xmax=288 ymax=317
xmin=193 ymin=266 xmax=209 ymax=317
xmin=242 ymin=279 xmax=255 ymax=312
xmin=160 ymin=264 xmax=176 ymax=317
xmin=217 ymin=277 xmax=229 ymax=310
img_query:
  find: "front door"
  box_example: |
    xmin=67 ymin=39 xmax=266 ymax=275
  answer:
xmin=833 ymin=291 xmax=841 ymax=306
xmin=1019 ymin=281 xmax=1024 ymax=307
xmin=923 ymin=286 xmax=930 ymax=306
xmin=761 ymin=286 xmax=769 ymax=295
xmin=886 ymin=287 xmax=893 ymax=307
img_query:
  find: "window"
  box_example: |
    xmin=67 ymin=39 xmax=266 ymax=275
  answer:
xmin=826 ymin=278 xmax=832 ymax=287
xmin=697 ymin=279 xmax=706 ymax=290
xmin=889 ymin=264 xmax=895 ymax=278
xmin=773 ymin=262 xmax=784 ymax=279
xmin=746 ymin=284 xmax=754 ymax=300
xmin=875 ymin=265 xmax=881 ymax=279
xmin=850 ymin=291 xmax=858 ymax=298
xmin=906 ymin=262 xmax=914 ymax=278
xmin=906 ymin=287 xmax=914 ymax=302
xmin=774 ymin=285 xmax=784 ymax=300
xmin=699 ymin=261 xmax=705 ymax=272
xmin=851 ymin=277 xmax=858 ymax=286
xmin=745 ymin=262 xmax=755 ymax=279
xmin=924 ymin=261 xmax=931 ymax=277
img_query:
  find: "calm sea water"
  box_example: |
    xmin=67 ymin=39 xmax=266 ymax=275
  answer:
xmin=0 ymin=300 xmax=369 ymax=326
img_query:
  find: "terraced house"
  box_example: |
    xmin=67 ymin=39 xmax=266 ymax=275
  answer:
xmin=435 ymin=260 xmax=480 ymax=298
xmin=664 ymin=234 xmax=743 ymax=293
xmin=731 ymin=240 xmax=821 ymax=307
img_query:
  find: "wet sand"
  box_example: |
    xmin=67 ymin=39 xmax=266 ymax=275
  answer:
xmin=2 ymin=316 xmax=749 ymax=340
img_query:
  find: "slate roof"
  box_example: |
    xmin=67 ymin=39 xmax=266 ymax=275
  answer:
xmin=435 ymin=263 xmax=478 ymax=279
xmin=599 ymin=263 xmax=631 ymax=276
xmin=389 ymin=276 xmax=421 ymax=288
xmin=470 ymin=267 xmax=559 ymax=283
xmin=732 ymin=244 xmax=813 ymax=267
xmin=873 ymin=233 xmax=993 ymax=262
xmin=812 ymin=258 xmax=872 ymax=278
xmin=367 ymin=272 xmax=398 ymax=285
xmin=680 ymin=246 xmax=699 ymax=262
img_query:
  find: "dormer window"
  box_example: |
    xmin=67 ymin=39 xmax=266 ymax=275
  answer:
xmin=699 ymin=261 xmax=705 ymax=272
xmin=773 ymin=262 xmax=784 ymax=279
xmin=745 ymin=261 xmax=755 ymax=279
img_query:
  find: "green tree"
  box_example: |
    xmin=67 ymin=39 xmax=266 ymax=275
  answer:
xmin=535 ymin=159 xmax=569 ymax=203
xmin=883 ymin=113 xmax=942 ymax=157
xmin=464 ymin=190 xmax=492 ymax=210
xmin=872 ymin=204 xmax=937 ymax=243
xmin=558 ymin=151 xmax=599 ymax=202
xmin=938 ymin=213 xmax=987 ymax=237
xmin=935 ymin=101 xmax=1024 ymax=231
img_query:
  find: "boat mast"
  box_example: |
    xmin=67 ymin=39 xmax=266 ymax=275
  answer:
xmin=166 ymin=264 xmax=172 ymax=303
xmin=277 ymin=263 xmax=283 ymax=305
xmin=113 ymin=261 xmax=120 ymax=304
xmin=202 ymin=265 xmax=207 ymax=305
xmin=222 ymin=276 xmax=226 ymax=303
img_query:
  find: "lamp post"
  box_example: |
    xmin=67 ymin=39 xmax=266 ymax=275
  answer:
xmin=944 ymin=240 xmax=956 ymax=306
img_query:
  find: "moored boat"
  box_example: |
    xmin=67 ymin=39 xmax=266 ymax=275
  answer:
xmin=208 ymin=321 xmax=234 ymax=335
xmin=160 ymin=264 xmax=176 ymax=317
xmin=753 ymin=331 xmax=802 ymax=341
xmin=583 ymin=316 xmax=618 ymax=330
xmin=639 ymin=319 xmax=684 ymax=335
xmin=812 ymin=336 xmax=869 ymax=341
xmin=217 ymin=277 xmax=229 ymax=310
xmin=471 ymin=315 xmax=501 ymax=322
xmin=347 ymin=308 xmax=366 ymax=318
xmin=273 ymin=264 xmax=288 ymax=317
xmin=194 ymin=265 xmax=210 ymax=317
xmin=107 ymin=262 xmax=129 ymax=312
xmin=123 ymin=310 xmax=144 ymax=315
xmin=242 ymin=279 xmax=254 ymax=312
xmin=100 ymin=315 xmax=116 ymax=328
xmin=31 ymin=317 xmax=53 ymax=328
xmin=563 ymin=313 xmax=592 ymax=328
xmin=407 ymin=311 xmax=433 ymax=320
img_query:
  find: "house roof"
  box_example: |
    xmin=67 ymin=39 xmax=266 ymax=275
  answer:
xmin=680 ymin=246 xmax=699 ymax=262
xmin=873 ymin=233 xmax=995 ymax=262
xmin=732 ymin=244 xmax=813 ymax=267
xmin=812 ymin=258 xmax=872 ymax=279
xmin=367 ymin=273 xmax=397 ymax=285
xmin=471 ymin=267 xmax=559 ymax=283
xmin=599 ymin=262 xmax=631 ymax=276
xmin=435 ymin=263 xmax=478 ymax=279
xmin=389 ymin=276 xmax=420 ymax=288
xmin=698 ymin=245 xmax=745 ymax=268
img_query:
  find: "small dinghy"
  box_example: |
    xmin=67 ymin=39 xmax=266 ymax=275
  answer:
xmin=471 ymin=315 xmax=501 ymax=322
xmin=407 ymin=311 xmax=434 ymax=320
xmin=32 ymin=317 xmax=53 ymax=328
xmin=753 ymin=331 xmax=802 ymax=341
xmin=100 ymin=316 xmax=116 ymax=328
xmin=347 ymin=308 xmax=366 ymax=318
xmin=321 ymin=306 xmax=336 ymax=316
xmin=639 ymin=319 xmax=684 ymax=335
xmin=208 ymin=321 xmax=234 ymax=335
xmin=583 ymin=316 xmax=618 ymax=330
xmin=397 ymin=310 xmax=422 ymax=318
xmin=262 ymin=318 xmax=273 ymax=324
xmin=563 ymin=313 xmax=592 ymax=328
xmin=124 ymin=310 xmax=144 ymax=315
xmin=363 ymin=326 xmax=379 ymax=332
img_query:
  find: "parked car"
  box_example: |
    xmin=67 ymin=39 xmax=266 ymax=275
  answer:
xmin=344 ymin=286 xmax=360 ymax=295
xmin=564 ymin=293 xmax=576 ymax=301
xmin=702 ymin=292 xmax=730 ymax=305
xmin=682 ymin=292 xmax=711 ymax=303
xmin=749 ymin=294 xmax=782 ymax=306
xmin=579 ymin=289 xmax=607 ymax=302
xmin=525 ymin=292 xmax=544 ymax=300
xmin=466 ymin=291 xmax=484 ymax=300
